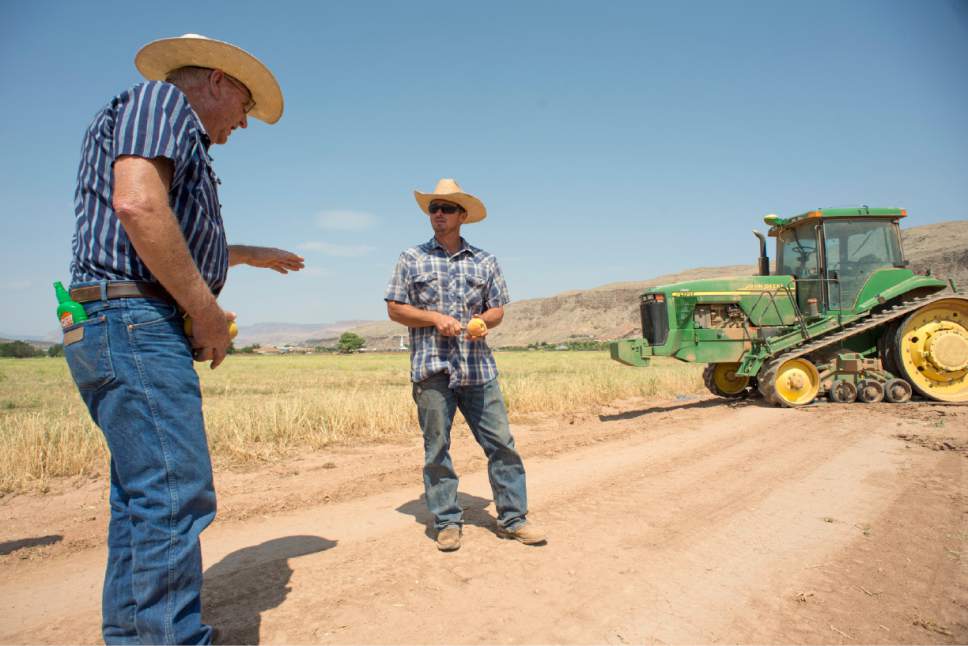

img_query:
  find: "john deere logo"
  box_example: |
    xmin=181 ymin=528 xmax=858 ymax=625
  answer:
xmin=741 ymin=284 xmax=785 ymax=291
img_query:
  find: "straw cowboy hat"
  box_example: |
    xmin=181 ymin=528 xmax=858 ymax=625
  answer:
xmin=414 ymin=179 xmax=487 ymax=224
xmin=135 ymin=33 xmax=284 ymax=124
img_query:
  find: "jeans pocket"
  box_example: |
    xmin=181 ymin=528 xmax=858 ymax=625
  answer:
xmin=64 ymin=315 xmax=117 ymax=392
xmin=123 ymin=300 xmax=180 ymax=329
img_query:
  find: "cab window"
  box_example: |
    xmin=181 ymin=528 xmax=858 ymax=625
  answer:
xmin=824 ymin=220 xmax=902 ymax=309
xmin=777 ymin=224 xmax=821 ymax=314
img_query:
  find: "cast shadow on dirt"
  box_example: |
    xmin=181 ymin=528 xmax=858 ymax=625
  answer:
xmin=396 ymin=492 xmax=495 ymax=540
xmin=203 ymin=535 xmax=336 ymax=644
xmin=0 ymin=534 xmax=63 ymax=556
xmin=599 ymin=397 xmax=754 ymax=422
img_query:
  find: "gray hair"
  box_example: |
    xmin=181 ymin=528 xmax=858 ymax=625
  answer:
xmin=164 ymin=66 xmax=213 ymax=90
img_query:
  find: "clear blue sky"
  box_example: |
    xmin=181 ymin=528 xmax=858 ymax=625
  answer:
xmin=2 ymin=0 xmax=967 ymax=338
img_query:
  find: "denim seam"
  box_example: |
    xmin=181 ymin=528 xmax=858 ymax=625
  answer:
xmin=126 ymin=321 xmax=180 ymax=645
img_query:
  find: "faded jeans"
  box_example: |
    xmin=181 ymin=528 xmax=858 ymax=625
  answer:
xmin=412 ymin=373 xmax=528 ymax=531
xmin=63 ymin=287 xmax=216 ymax=645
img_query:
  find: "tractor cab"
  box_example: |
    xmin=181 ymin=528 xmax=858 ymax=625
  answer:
xmin=766 ymin=208 xmax=906 ymax=315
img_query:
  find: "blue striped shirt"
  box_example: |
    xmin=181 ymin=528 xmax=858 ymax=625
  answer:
xmin=70 ymin=81 xmax=228 ymax=293
xmin=385 ymin=237 xmax=510 ymax=388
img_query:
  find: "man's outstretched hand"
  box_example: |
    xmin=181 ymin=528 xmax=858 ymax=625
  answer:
xmin=229 ymin=245 xmax=305 ymax=274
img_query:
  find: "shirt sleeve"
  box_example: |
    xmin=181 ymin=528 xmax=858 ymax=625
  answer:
xmin=384 ymin=252 xmax=412 ymax=303
xmin=112 ymin=82 xmax=195 ymax=168
xmin=483 ymin=257 xmax=511 ymax=309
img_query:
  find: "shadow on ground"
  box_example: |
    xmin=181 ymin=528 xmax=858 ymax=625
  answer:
xmin=0 ymin=534 xmax=63 ymax=556
xmin=598 ymin=396 xmax=751 ymax=422
xmin=203 ymin=535 xmax=336 ymax=644
xmin=396 ymin=492 xmax=495 ymax=540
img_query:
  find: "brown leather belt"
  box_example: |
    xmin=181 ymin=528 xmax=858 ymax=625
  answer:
xmin=70 ymin=281 xmax=175 ymax=305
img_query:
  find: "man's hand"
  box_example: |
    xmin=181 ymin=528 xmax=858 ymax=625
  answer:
xmin=189 ymin=304 xmax=235 ymax=369
xmin=229 ymin=245 xmax=305 ymax=274
xmin=434 ymin=313 xmax=463 ymax=337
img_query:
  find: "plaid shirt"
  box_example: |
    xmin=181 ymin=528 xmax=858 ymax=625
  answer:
xmin=385 ymin=237 xmax=510 ymax=388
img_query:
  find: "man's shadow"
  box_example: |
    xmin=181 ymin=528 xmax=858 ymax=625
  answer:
xmin=203 ymin=535 xmax=336 ymax=644
xmin=396 ymin=492 xmax=496 ymax=539
xmin=0 ymin=534 xmax=62 ymax=556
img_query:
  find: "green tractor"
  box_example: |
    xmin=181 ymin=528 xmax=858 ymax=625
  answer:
xmin=610 ymin=207 xmax=968 ymax=406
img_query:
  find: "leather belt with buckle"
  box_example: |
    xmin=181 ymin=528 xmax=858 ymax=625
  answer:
xmin=70 ymin=281 xmax=176 ymax=305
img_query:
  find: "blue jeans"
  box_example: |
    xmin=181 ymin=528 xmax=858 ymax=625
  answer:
xmin=412 ymin=373 xmax=528 ymax=531
xmin=63 ymin=286 xmax=216 ymax=645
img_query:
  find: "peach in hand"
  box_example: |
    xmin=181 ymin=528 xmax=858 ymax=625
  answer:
xmin=183 ymin=316 xmax=239 ymax=340
xmin=466 ymin=318 xmax=487 ymax=338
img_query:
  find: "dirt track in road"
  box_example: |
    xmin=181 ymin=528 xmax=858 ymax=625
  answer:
xmin=1 ymin=396 xmax=965 ymax=644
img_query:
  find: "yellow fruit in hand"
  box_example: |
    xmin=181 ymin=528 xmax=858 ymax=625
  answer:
xmin=183 ymin=316 xmax=238 ymax=339
xmin=466 ymin=318 xmax=487 ymax=337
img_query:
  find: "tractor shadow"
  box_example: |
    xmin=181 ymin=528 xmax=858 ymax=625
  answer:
xmin=396 ymin=492 xmax=496 ymax=540
xmin=599 ymin=396 xmax=757 ymax=422
xmin=203 ymin=535 xmax=336 ymax=644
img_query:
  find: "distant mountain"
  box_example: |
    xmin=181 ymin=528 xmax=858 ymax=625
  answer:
xmin=234 ymin=321 xmax=369 ymax=347
xmin=17 ymin=220 xmax=963 ymax=353
xmin=323 ymin=219 xmax=968 ymax=350
xmin=0 ymin=335 xmax=58 ymax=350
xmin=0 ymin=333 xmax=47 ymax=343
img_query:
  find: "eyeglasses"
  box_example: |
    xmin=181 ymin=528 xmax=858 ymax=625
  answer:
xmin=428 ymin=202 xmax=462 ymax=215
xmin=223 ymin=74 xmax=256 ymax=114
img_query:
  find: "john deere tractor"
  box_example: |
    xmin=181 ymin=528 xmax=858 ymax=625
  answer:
xmin=610 ymin=207 xmax=968 ymax=406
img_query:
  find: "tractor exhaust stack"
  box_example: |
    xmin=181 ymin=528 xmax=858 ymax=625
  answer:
xmin=753 ymin=230 xmax=769 ymax=276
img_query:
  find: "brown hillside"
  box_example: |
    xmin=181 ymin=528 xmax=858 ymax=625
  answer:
xmin=340 ymin=220 xmax=968 ymax=350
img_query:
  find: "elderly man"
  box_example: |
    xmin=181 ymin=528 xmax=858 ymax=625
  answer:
xmin=63 ymin=34 xmax=302 ymax=644
xmin=385 ymin=179 xmax=546 ymax=551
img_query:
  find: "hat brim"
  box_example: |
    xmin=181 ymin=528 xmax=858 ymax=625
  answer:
xmin=135 ymin=36 xmax=284 ymax=124
xmin=414 ymin=191 xmax=487 ymax=223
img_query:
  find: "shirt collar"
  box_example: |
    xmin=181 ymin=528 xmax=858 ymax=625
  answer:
xmin=429 ymin=236 xmax=472 ymax=258
xmin=182 ymin=96 xmax=212 ymax=150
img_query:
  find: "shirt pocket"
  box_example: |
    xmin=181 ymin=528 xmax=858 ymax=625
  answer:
xmin=465 ymin=272 xmax=487 ymax=313
xmin=412 ymin=272 xmax=439 ymax=309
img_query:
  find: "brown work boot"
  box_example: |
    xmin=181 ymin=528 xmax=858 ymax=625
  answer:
xmin=435 ymin=525 xmax=462 ymax=551
xmin=497 ymin=521 xmax=546 ymax=545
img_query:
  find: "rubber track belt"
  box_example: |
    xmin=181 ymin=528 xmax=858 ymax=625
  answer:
xmin=757 ymin=291 xmax=964 ymax=399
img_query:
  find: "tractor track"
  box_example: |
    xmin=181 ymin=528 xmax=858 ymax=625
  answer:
xmin=757 ymin=291 xmax=966 ymax=406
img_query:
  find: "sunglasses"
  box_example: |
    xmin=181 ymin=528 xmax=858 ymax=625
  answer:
xmin=223 ymin=74 xmax=256 ymax=114
xmin=428 ymin=203 xmax=463 ymax=215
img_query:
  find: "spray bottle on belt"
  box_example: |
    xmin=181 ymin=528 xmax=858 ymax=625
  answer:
xmin=54 ymin=281 xmax=87 ymax=329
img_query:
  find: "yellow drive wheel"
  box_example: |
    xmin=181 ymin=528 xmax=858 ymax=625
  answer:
xmin=704 ymin=363 xmax=750 ymax=398
xmin=894 ymin=298 xmax=968 ymax=402
xmin=771 ymin=357 xmax=820 ymax=407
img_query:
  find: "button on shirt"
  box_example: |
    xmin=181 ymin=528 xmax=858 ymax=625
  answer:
xmin=385 ymin=237 xmax=511 ymax=388
xmin=71 ymin=81 xmax=228 ymax=293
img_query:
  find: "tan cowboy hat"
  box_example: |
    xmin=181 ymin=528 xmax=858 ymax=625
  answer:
xmin=135 ymin=33 xmax=284 ymax=124
xmin=414 ymin=179 xmax=487 ymax=223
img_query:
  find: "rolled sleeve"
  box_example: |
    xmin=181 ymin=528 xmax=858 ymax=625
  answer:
xmin=112 ymin=81 xmax=193 ymax=167
xmin=484 ymin=258 xmax=510 ymax=309
xmin=384 ymin=253 xmax=412 ymax=303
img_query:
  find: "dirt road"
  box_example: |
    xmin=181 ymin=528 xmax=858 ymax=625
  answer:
xmin=1 ymin=396 xmax=965 ymax=644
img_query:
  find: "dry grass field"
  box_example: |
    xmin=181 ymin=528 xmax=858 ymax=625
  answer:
xmin=0 ymin=352 xmax=704 ymax=493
